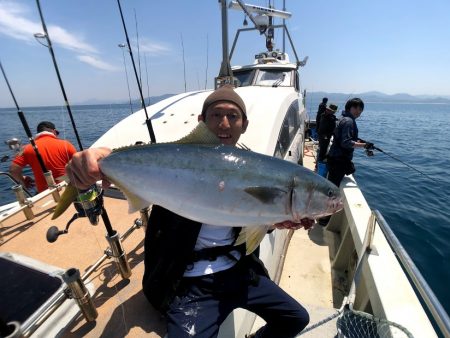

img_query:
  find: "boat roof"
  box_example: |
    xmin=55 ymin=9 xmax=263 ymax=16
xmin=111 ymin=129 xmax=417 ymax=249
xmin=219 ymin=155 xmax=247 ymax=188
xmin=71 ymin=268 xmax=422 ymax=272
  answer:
xmin=92 ymin=86 xmax=300 ymax=156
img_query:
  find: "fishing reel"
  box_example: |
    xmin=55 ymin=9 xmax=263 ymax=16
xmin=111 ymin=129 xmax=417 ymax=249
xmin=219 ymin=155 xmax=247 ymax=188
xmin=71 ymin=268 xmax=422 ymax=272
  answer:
xmin=47 ymin=185 xmax=104 ymax=242
xmin=364 ymin=142 xmax=375 ymax=157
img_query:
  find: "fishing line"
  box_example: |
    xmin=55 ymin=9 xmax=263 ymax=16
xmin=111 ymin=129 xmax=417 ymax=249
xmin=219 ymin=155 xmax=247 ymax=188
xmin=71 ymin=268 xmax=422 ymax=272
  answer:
xmin=119 ymin=44 xmax=134 ymax=114
xmin=371 ymin=146 xmax=441 ymax=184
xmin=134 ymin=9 xmax=143 ymax=89
xmin=205 ymin=34 xmax=209 ymax=90
xmin=117 ymin=0 xmax=156 ymax=143
xmin=0 ymin=59 xmax=50 ymax=178
xmin=180 ymin=32 xmax=187 ymax=93
xmin=143 ymin=53 xmax=151 ymax=106
xmin=35 ymin=0 xmax=84 ymax=151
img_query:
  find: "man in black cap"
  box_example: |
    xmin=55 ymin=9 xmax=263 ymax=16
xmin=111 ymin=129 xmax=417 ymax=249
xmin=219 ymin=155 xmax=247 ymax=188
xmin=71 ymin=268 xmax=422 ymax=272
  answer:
xmin=10 ymin=121 xmax=76 ymax=192
xmin=65 ymin=85 xmax=311 ymax=338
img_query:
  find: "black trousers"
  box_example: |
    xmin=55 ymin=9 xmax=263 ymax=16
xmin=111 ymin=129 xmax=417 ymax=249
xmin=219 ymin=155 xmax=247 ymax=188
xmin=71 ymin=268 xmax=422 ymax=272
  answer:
xmin=317 ymin=135 xmax=331 ymax=162
xmin=166 ymin=260 xmax=309 ymax=338
xmin=327 ymin=156 xmax=354 ymax=187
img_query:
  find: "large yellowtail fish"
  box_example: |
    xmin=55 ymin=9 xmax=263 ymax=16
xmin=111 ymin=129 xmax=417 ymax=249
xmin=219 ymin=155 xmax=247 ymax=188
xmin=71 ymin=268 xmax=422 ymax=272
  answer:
xmin=53 ymin=122 xmax=342 ymax=254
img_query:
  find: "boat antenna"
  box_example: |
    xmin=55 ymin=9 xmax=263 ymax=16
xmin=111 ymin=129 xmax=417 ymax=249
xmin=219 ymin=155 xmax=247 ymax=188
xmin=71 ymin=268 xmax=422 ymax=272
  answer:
xmin=116 ymin=0 xmax=156 ymax=143
xmin=205 ymin=34 xmax=209 ymax=90
xmin=217 ymin=0 xmax=234 ymax=88
xmin=34 ymin=0 xmax=84 ymax=151
xmin=118 ymin=44 xmax=134 ymax=114
xmin=0 ymin=59 xmax=50 ymax=176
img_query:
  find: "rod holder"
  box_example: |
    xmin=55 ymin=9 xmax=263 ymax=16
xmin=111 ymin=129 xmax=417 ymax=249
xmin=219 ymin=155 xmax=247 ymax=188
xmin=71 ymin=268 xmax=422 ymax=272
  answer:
xmin=2 ymin=321 xmax=23 ymax=338
xmin=44 ymin=171 xmax=60 ymax=202
xmin=106 ymin=230 xmax=132 ymax=279
xmin=139 ymin=207 xmax=150 ymax=231
xmin=12 ymin=185 xmax=34 ymax=220
xmin=62 ymin=268 xmax=98 ymax=322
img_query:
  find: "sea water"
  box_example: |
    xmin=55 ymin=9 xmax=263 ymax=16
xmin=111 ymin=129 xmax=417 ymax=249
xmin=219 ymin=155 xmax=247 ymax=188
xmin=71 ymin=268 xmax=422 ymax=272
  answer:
xmin=1 ymin=101 xmax=449 ymax=317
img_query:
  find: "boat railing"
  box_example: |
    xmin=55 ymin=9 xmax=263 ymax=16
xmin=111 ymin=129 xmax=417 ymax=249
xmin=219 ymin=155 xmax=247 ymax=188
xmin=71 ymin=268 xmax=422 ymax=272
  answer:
xmin=373 ymin=210 xmax=450 ymax=338
xmin=0 ymin=171 xmax=33 ymax=197
xmin=0 ymin=181 xmax=66 ymax=228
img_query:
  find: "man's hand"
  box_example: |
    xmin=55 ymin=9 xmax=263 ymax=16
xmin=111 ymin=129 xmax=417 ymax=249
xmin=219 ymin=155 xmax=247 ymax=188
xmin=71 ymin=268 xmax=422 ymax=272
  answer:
xmin=66 ymin=147 xmax=112 ymax=190
xmin=364 ymin=142 xmax=374 ymax=150
xmin=23 ymin=175 xmax=35 ymax=189
xmin=273 ymin=218 xmax=315 ymax=231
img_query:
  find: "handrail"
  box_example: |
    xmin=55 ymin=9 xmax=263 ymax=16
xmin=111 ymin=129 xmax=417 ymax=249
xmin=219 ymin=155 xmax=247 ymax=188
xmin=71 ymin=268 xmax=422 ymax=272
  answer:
xmin=0 ymin=171 xmax=33 ymax=197
xmin=373 ymin=209 xmax=450 ymax=338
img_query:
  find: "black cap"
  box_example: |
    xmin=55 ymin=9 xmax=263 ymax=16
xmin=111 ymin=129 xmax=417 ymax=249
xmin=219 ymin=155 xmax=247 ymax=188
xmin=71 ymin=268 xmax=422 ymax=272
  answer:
xmin=37 ymin=121 xmax=59 ymax=135
xmin=201 ymin=85 xmax=247 ymax=118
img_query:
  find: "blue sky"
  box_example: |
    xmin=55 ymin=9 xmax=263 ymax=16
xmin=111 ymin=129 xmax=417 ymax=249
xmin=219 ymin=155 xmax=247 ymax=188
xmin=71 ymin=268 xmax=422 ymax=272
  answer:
xmin=1 ymin=0 xmax=449 ymax=107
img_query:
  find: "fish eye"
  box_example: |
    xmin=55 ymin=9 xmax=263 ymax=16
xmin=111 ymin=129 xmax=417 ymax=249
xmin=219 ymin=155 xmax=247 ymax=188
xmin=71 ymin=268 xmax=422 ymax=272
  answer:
xmin=327 ymin=189 xmax=334 ymax=197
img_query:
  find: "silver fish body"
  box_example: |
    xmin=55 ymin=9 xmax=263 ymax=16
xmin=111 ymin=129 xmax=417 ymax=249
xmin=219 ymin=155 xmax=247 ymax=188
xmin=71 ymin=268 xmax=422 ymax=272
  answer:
xmin=99 ymin=143 xmax=342 ymax=227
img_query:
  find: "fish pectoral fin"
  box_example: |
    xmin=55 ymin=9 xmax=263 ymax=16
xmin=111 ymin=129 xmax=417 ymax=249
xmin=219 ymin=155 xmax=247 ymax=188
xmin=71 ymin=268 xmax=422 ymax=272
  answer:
xmin=118 ymin=185 xmax=151 ymax=213
xmin=173 ymin=121 xmax=220 ymax=144
xmin=244 ymin=187 xmax=288 ymax=204
xmin=235 ymin=226 xmax=270 ymax=255
xmin=52 ymin=184 xmax=78 ymax=219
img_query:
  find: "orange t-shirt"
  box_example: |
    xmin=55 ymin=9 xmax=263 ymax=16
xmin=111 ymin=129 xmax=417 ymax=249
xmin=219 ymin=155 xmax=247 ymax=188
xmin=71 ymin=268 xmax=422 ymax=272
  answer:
xmin=13 ymin=133 xmax=77 ymax=192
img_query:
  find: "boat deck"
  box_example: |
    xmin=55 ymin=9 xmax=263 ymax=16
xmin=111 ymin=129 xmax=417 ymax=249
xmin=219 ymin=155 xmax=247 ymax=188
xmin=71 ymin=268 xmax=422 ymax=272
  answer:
xmin=0 ymin=140 xmax=342 ymax=338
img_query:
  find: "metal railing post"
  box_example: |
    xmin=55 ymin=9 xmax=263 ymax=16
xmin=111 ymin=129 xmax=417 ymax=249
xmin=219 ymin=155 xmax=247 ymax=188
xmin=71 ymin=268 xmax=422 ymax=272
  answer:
xmin=12 ymin=185 xmax=34 ymax=220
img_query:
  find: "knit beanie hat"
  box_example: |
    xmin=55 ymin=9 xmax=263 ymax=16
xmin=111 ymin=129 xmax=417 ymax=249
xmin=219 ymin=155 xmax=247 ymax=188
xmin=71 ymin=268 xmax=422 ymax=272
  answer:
xmin=201 ymin=85 xmax=247 ymax=118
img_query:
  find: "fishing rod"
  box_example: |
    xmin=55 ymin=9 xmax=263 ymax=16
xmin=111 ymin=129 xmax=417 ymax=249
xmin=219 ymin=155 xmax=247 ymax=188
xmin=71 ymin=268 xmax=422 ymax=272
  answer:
xmin=35 ymin=0 xmax=84 ymax=151
xmin=363 ymin=141 xmax=440 ymax=184
xmin=0 ymin=59 xmax=50 ymax=180
xmin=116 ymin=0 xmax=156 ymax=143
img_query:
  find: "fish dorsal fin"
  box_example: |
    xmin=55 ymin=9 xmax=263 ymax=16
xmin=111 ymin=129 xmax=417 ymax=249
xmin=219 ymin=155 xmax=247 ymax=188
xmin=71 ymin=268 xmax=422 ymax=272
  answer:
xmin=235 ymin=225 xmax=271 ymax=255
xmin=244 ymin=187 xmax=288 ymax=204
xmin=174 ymin=121 xmax=220 ymax=144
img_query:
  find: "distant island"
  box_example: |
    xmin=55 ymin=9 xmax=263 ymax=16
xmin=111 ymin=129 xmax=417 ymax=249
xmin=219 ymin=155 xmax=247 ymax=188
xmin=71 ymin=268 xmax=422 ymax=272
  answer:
xmin=307 ymin=91 xmax=450 ymax=104
xmin=73 ymin=91 xmax=450 ymax=107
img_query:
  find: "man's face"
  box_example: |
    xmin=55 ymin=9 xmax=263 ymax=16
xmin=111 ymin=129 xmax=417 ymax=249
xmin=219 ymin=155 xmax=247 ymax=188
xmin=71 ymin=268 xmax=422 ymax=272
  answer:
xmin=350 ymin=106 xmax=363 ymax=119
xmin=199 ymin=101 xmax=248 ymax=146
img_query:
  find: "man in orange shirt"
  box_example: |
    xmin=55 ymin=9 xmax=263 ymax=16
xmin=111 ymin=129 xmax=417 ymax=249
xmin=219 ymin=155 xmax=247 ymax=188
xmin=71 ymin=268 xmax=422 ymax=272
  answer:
xmin=9 ymin=121 xmax=77 ymax=193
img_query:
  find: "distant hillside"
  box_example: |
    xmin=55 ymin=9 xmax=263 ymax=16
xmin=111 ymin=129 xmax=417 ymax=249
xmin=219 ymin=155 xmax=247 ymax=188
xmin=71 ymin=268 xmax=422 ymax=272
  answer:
xmin=76 ymin=94 xmax=175 ymax=106
xmin=307 ymin=91 xmax=450 ymax=104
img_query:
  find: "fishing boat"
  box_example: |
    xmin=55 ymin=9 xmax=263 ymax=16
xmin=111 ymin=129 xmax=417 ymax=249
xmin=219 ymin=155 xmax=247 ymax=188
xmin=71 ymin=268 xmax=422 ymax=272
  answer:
xmin=1 ymin=1 xmax=449 ymax=337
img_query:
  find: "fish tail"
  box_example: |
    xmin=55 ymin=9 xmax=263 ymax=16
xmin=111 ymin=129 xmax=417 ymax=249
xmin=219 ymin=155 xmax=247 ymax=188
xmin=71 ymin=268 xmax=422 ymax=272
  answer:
xmin=51 ymin=184 xmax=78 ymax=219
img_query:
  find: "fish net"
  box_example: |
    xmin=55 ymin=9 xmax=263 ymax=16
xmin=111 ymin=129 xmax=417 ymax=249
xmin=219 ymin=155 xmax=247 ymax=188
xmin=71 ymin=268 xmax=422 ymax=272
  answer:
xmin=336 ymin=306 xmax=413 ymax=338
xmin=298 ymin=213 xmax=414 ymax=338
xmin=298 ymin=304 xmax=413 ymax=338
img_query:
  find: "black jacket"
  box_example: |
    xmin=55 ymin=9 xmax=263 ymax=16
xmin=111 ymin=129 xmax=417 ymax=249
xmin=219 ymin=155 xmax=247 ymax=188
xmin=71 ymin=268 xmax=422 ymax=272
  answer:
xmin=142 ymin=205 xmax=268 ymax=312
xmin=315 ymin=102 xmax=327 ymax=131
xmin=318 ymin=113 xmax=337 ymax=138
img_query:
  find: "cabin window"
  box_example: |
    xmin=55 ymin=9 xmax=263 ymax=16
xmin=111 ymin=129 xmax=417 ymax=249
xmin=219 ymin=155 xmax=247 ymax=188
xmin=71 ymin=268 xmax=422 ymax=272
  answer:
xmin=274 ymin=101 xmax=300 ymax=158
xmin=254 ymin=69 xmax=292 ymax=87
xmin=233 ymin=69 xmax=255 ymax=87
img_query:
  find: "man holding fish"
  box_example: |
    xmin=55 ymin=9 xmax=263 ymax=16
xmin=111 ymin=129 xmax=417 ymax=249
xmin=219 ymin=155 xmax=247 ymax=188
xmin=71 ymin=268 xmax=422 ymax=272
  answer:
xmin=65 ymin=85 xmax=342 ymax=337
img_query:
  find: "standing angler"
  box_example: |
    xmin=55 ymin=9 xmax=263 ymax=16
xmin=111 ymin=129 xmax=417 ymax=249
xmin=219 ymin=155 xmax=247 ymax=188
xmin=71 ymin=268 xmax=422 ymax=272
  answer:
xmin=326 ymin=97 xmax=372 ymax=187
xmin=66 ymin=85 xmax=316 ymax=338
